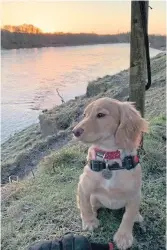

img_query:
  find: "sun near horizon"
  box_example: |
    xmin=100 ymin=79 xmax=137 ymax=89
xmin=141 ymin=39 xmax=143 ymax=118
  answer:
xmin=1 ymin=1 xmax=166 ymax=35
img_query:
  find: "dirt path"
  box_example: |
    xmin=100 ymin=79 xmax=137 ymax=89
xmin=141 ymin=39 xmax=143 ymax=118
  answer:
xmin=1 ymin=131 xmax=72 ymax=184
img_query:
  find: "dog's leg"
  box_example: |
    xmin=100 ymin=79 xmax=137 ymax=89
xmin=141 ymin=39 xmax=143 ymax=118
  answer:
xmin=114 ymin=197 xmax=141 ymax=250
xmin=90 ymin=194 xmax=102 ymax=217
xmin=77 ymin=183 xmax=99 ymax=231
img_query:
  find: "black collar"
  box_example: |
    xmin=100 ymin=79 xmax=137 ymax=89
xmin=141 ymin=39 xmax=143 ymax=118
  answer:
xmin=89 ymin=155 xmax=139 ymax=172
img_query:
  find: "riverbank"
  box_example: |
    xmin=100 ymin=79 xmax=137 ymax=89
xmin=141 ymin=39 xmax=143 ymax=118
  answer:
xmin=1 ymin=52 xmax=166 ymax=184
xmin=1 ymin=52 xmax=166 ymax=250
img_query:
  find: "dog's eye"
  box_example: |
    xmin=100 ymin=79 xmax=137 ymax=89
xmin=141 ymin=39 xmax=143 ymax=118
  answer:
xmin=97 ymin=113 xmax=106 ymax=118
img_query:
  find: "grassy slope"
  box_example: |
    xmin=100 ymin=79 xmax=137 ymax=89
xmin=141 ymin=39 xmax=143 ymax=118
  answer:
xmin=1 ymin=52 xmax=166 ymax=183
xmin=1 ymin=52 xmax=166 ymax=250
xmin=1 ymin=116 xmax=166 ymax=250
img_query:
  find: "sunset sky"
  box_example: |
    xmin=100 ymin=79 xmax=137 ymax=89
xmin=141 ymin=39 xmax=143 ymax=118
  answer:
xmin=1 ymin=1 xmax=166 ymax=35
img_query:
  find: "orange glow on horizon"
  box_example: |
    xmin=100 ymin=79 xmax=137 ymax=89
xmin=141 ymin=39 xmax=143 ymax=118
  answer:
xmin=33 ymin=24 xmax=56 ymax=33
xmin=1 ymin=1 xmax=166 ymax=35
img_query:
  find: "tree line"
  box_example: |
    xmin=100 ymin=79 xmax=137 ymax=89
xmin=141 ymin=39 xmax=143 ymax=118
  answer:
xmin=1 ymin=24 xmax=166 ymax=50
xmin=2 ymin=24 xmax=42 ymax=34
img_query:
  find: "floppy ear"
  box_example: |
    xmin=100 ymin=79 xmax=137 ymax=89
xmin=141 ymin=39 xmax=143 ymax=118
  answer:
xmin=115 ymin=102 xmax=148 ymax=150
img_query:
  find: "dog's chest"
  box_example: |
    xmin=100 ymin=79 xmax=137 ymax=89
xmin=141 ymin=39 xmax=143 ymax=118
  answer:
xmin=100 ymin=169 xmax=137 ymax=197
xmin=97 ymin=175 xmax=126 ymax=209
xmin=97 ymin=172 xmax=133 ymax=209
xmin=101 ymin=171 xmax=125 ymax=191
xmin=101 ymin=172 xmax=117 ymax=189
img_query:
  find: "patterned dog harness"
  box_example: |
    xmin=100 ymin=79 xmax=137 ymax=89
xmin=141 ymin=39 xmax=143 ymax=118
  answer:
xmin=89 ymin=149 xmax=140 ymax=172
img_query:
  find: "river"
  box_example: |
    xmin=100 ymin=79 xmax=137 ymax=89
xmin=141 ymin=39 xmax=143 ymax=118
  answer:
xmin=1 ymin=43 xmax=161 ymax=143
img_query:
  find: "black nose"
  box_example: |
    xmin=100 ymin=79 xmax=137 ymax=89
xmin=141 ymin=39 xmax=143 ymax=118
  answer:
xmin=72 ymin=128 xmax=84 ymax=137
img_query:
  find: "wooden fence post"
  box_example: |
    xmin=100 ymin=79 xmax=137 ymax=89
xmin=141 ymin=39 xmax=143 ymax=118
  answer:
xmin=129 ymin=1 xmax=149 ymax=117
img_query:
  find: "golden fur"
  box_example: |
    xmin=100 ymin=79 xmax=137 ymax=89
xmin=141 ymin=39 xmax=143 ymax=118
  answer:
xmin=73 ymin=97 xmax=148 ymax=250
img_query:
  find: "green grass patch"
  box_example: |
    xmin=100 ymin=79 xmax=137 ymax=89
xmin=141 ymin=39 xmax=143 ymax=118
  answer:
xmin=39 ymin=143 xmax=88 ymax=174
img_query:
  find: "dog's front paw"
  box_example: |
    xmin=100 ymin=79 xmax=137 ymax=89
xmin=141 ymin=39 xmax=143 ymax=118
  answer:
xmin=114 ymin=230 xmax=133 ymax=250
xmin=134 ymin=213 xmax=143 ymax=223
xmin=82 ymin=218 xmax=99 ymax=231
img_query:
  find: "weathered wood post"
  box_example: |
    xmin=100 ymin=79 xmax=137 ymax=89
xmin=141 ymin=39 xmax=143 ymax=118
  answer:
xmin=129 ymin=1 xmax=149 ymax=117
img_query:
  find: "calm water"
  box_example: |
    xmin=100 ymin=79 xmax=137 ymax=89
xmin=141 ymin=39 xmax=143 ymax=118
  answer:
xmin=1 ymin=43 xmax=161 ymax=143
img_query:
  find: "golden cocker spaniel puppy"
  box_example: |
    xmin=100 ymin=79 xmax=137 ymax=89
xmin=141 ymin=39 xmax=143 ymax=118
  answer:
xmin=73 ymin=97 xmax=148 ymax=250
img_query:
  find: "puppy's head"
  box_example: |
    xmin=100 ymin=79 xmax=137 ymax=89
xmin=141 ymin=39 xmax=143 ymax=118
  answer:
xmin=72 ymin=97 xmax=148 ymax=150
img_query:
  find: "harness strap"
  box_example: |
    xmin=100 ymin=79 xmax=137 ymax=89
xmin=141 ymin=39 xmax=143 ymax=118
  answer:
xmin=89 ymin=155 xmax=139 ymax=172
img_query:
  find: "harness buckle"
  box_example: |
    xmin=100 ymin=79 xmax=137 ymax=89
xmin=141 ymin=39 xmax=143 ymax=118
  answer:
xmin=124 ymin=156 xmax=134 ymax=170
xmin=90 ymin=160 xmax=106 ymax=171
xmin=108 ymin=162 xmax=121 ymax=170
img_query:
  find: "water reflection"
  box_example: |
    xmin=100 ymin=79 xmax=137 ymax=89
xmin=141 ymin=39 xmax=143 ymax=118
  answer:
xmin=1 ymin=43 xmax=161 ymax=142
